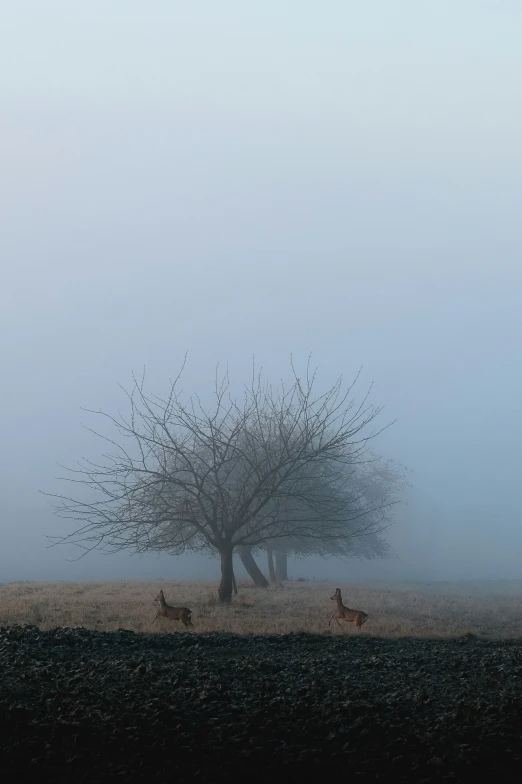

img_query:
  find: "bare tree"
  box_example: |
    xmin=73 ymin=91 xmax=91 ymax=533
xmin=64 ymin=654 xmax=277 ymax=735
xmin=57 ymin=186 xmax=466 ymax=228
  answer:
xmin=235 ymin=545 xmax=270 ymax=587
xmin=274 ymin=548 xmax=289 ymax=582
xmin=255 ymin=455 xmax=408 ymax=583
xmin=261 ymin=529 xmax=389 ymax=584
xmin=47 ymin=359 xmax=391 ymax=603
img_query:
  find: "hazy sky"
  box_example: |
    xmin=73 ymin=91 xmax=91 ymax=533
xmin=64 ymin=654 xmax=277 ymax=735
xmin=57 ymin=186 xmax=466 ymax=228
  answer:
xmin=1 ymin=1 xmax=521 ymax=583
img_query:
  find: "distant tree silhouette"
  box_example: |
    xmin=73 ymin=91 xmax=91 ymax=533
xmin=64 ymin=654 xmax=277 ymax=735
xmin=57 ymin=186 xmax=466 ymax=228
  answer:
xmin=240 ymin=456 xmax=407 ymax=585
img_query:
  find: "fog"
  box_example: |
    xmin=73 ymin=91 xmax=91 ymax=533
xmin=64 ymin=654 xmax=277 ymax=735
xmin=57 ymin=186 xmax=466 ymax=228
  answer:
xmin=1 ymin=1 xmax=521 ymax=584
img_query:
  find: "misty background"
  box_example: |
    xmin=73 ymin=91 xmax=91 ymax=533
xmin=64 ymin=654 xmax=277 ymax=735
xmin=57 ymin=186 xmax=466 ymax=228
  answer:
xmin=1 ymin=1 xmax=521 ymax=584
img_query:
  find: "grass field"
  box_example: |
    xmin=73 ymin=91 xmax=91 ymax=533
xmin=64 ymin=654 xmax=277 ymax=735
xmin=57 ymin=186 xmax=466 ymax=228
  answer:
xmin=1 ymin=578 xmax=522 ymax=638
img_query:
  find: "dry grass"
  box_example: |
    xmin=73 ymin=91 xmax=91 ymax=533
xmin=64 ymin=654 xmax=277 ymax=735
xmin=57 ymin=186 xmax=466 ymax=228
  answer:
xmin=1 ymin=578 xmax=522 ymax=638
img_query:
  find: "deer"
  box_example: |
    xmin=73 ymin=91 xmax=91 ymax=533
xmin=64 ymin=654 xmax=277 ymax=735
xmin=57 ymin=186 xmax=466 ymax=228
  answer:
xmin=153 ymin=590 xmax=193 ymax=629
xmin=329 ymin=588 xmax=368 ymax=631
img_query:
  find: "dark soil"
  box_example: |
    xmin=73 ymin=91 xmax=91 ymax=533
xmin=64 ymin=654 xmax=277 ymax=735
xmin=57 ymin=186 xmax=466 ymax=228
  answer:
xmin=2 ymin=625 xmax=522 ymax=782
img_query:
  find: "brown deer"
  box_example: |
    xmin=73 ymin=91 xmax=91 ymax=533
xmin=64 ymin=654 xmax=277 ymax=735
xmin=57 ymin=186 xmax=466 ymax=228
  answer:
xmin=329 ymin=588 xmax=368 ymax=631
xmin=153 ymin=590 xmax=193 ymax=629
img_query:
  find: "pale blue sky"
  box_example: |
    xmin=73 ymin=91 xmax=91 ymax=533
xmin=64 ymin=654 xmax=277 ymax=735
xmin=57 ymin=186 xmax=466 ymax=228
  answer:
xmin=1 ymin=2 xmax=521 ymax=581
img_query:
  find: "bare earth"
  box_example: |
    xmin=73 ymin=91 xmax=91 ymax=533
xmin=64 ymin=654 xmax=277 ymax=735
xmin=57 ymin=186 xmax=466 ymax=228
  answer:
xmin=3 ymin=580 xmax=522 ymax=781
xmin=1 ymin=578 xmax=522 ymax=638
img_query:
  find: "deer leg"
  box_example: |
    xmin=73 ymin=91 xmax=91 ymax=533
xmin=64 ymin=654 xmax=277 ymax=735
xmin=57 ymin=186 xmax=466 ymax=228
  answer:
xmin=152 ymin=612 xmax=160 ymax=623
xmin=328 ymin=615 xmax=336 ymax=627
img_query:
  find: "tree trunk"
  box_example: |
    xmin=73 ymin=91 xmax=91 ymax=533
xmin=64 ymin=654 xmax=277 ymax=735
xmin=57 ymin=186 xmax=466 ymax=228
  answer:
xmin=267 ymin=546 xmax=277 ymax=584
xmin=218 ymin=546 xmax=235 ymax=603
xmin=236 ymin=545 xmax=269 ymax=588
xmin=274 ymin=549 xmax=288 ymax=582
xmin=232 ymin=567 xmax=238 ymax=596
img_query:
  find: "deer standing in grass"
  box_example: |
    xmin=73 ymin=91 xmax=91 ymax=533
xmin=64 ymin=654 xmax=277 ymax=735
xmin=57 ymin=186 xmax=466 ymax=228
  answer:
xmin=153 ymin=590 xmax=193 ymax=629
xmin=329 ymin=588 xmax=368 ymax=631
